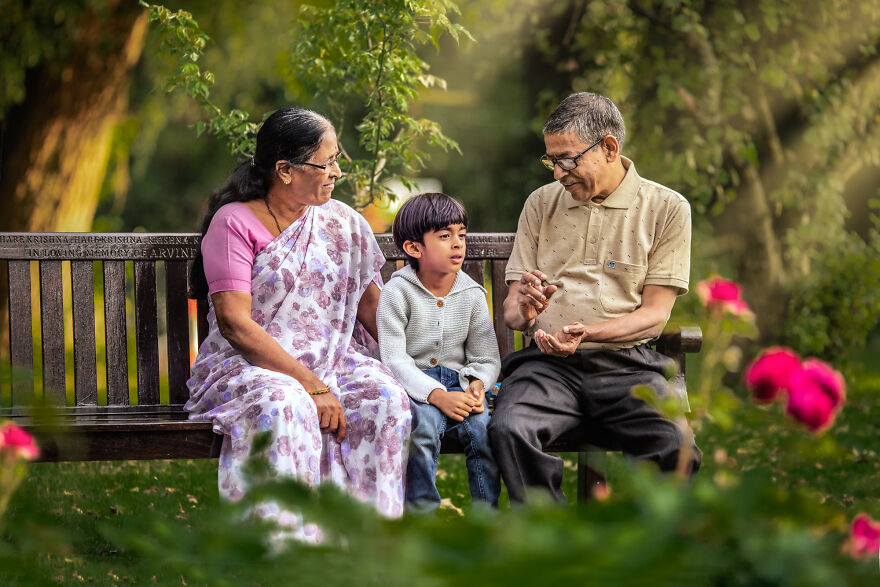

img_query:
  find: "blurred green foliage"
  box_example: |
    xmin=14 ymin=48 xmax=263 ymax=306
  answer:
xmin=135 ymin=0 xmax=470 ymax=209
xmin=3 ymin=449 xmax=876 ymax=585
xmin=784 ymin=211 xmax=880 ymax=374
xmin=1 ymin=0 xmax=92 ymax=114
xmin=289 ymin=0 xmax=472 ymax=207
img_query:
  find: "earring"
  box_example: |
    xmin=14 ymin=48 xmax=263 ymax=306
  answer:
xmin=283 ymin=178 xmax=290 ymax=185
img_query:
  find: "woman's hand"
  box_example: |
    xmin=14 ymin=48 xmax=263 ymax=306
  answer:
xmin=310 ymin=389 xmax=347 ymax=440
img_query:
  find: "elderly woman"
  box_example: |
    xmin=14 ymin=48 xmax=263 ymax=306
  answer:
xmin=186 ymin=107 xmax=411 ymax=534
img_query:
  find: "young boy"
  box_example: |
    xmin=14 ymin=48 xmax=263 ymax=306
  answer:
xmin=377 ymin=193 xmax=501 ymax=512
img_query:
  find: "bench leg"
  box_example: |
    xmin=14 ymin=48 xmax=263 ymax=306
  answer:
xmin=577 ymin=447 xmax=607 ymax=503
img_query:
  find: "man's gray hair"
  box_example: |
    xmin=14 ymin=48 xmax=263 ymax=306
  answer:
xmin=543 ymin=92 xmax=626 ymax=151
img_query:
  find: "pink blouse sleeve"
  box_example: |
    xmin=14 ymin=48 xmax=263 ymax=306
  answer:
xmin=202 ymin=203 xmax=273 ymax=295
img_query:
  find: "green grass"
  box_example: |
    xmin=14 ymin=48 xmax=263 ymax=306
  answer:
xmin=3 ymin=355 xmax=879 ymax=583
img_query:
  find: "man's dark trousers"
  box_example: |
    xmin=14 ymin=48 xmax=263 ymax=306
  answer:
xmin=488 ymin=344 xmax=702 ymax=503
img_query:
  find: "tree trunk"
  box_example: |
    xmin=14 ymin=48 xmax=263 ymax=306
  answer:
xmin=0 ymin=5 xmax=147 ymax=232
xmin=713 ymin=164 xmax=788 ymax=341
xmin=0 ymin=4 xmax=148 ymax=371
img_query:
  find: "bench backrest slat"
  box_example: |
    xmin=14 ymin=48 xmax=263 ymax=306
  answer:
xmin=462 ymin=260 xmax=485 ymax=290
xmin=8 ymin=260 xmax=34 ymax=403
xmin=491 ymin=259 xmax=515 ymax=358
xmin=39 ymin=260 xmax=66 ymax=403
xmin=380 ymin=261 xmax=398 ymax=285
xmin=196 ymin=298 xmax=209 ymax=348
xmin=165 ymin=261 xmax=191 ymax=404
xmin=133 ymin=261 xmax=160 ymax=405
xmin=71 ymin=260 xmax=98 ymax=405
xmin=103 ymin=260 xmax=130 ymax=405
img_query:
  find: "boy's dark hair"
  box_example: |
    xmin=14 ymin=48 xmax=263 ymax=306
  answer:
xmin=392 ymin=193 xmax=468 ymax=269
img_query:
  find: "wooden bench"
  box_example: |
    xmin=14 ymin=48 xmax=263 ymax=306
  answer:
xmin=0 ymin=232 xmax=701 ymax=502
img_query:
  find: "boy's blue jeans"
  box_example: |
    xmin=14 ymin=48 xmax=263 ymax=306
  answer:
xmin=406 ymin=366 xmax=501 ymax=512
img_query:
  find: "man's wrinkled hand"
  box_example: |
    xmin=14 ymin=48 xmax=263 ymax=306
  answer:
xmin=533 ymin=322 xmax=586 ymax=357
xmin=516 ymin=270 xmax=559 ymax=322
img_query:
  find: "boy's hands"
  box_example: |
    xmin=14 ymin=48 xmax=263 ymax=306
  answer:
xmin=427 ymin=388 xmax=478 ymax=422
xmin=466 ymin=379 xmax=486 ymax=414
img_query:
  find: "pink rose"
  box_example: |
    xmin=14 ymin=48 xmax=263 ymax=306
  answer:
xmin=799 ymin=359 xmax=845 ymax=405
xmin=0 ymin=422 xmax=40 ymax=461
xmin=744 ymin=347 xmax=802 ymax=403
xmin=785 ymin=359 xmax=845 ymax=433
xmin=847 ymin=514 xmax=880 ymax=558
xmin=696 ymin=277 xmax=751 ymax=316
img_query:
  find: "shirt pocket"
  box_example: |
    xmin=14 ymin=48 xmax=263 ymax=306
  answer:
xmin=599 ymin=260 xmax=647 ymax=314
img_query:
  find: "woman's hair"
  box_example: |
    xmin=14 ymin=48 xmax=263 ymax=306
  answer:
xmin=392 ymin=192 xmax=468 ymax=269
xmin=190 ymin=107 xmax=333 ymax=299
xmin=543 ymin=92 xmax=626 ymax=151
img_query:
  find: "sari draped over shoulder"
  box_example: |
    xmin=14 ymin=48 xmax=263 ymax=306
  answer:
xmin=186 ymin=199 xmax=411 ymax=529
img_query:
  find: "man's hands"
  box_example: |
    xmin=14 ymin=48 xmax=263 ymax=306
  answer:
xmin=514 ymin=270 xmax=559 ymax=324
xmin=534 ymin=323 xmax=587 ymax=357
xmin=508 ymin=269 xmax=586 ymax=357
xmin=428 ymin=387 xmax=480 ymax=422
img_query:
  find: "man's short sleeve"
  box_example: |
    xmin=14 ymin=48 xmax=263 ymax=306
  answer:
xmin=644 ymin=195 xmax=691 ymax=295
xmin=505 ymin=191 xmax=542 ymax=284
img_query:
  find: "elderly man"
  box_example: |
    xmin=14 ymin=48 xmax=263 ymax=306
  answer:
xmin=488 ymin=92 xmax=701 ymax=503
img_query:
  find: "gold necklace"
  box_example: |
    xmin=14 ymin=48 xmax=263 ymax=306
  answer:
xmin=263 ymin=197 xmax=283 ymax=234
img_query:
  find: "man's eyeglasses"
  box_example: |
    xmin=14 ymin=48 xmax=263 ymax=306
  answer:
xmin=299 ymin=152 xmax=341 ymax=171
xmin=540 ymin=137 xmax=604 ymax=171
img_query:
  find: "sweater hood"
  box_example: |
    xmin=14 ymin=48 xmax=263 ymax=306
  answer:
xmin=388 ymin=264 xmax=486 ymax=297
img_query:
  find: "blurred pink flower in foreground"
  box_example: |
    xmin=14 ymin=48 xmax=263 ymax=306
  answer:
xmin=0 ymin=422 xmax=39 ymax=462
xmin=785 ymin=359 xmax=846 ymax=433
xmin=697 ymin=277 xmax=751 ymax=316
xmin=846 ymin=514 xmax=880 ymax=558
xmin=744 ymin=348 xmax=802 ymax=403
xmin=744 ymin=349 xmax=846 ymax=434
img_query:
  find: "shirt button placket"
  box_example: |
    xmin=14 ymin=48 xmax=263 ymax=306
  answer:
xmin=585 ymin=205 xmax=602 ymax=263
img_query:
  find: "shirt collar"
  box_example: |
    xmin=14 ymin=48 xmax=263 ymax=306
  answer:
xmin=564 ymin=156 xmax=640 ymax=209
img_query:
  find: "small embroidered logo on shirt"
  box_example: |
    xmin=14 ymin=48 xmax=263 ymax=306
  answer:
xmin=608 ymin=261 xmax=616 ymax=268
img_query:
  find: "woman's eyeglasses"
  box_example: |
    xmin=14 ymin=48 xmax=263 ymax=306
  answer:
xmin=299 ymin=152 xmax=341 ymax=171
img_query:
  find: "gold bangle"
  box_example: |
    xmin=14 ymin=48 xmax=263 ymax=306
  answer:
xmin=307 ymin=386 xmax=331 ymax=395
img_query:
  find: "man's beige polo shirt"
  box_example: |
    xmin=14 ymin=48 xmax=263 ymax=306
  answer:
xmin=505 ymin=157 xmax=691 ymax=350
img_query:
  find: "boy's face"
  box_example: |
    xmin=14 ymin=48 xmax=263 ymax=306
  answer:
xmin=407 ymin=223 xmax=467 ymax=276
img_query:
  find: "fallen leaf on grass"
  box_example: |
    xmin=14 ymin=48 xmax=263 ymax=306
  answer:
xmin=439 ymin=498 xmax=464 ymax=517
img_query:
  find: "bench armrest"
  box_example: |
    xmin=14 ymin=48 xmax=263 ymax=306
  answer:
xmin=654 ymin=324 xmax=703 ymax=355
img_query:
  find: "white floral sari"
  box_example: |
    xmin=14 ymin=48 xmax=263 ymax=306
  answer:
xmin=186 ymin=200 xmax=411 ymax=537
